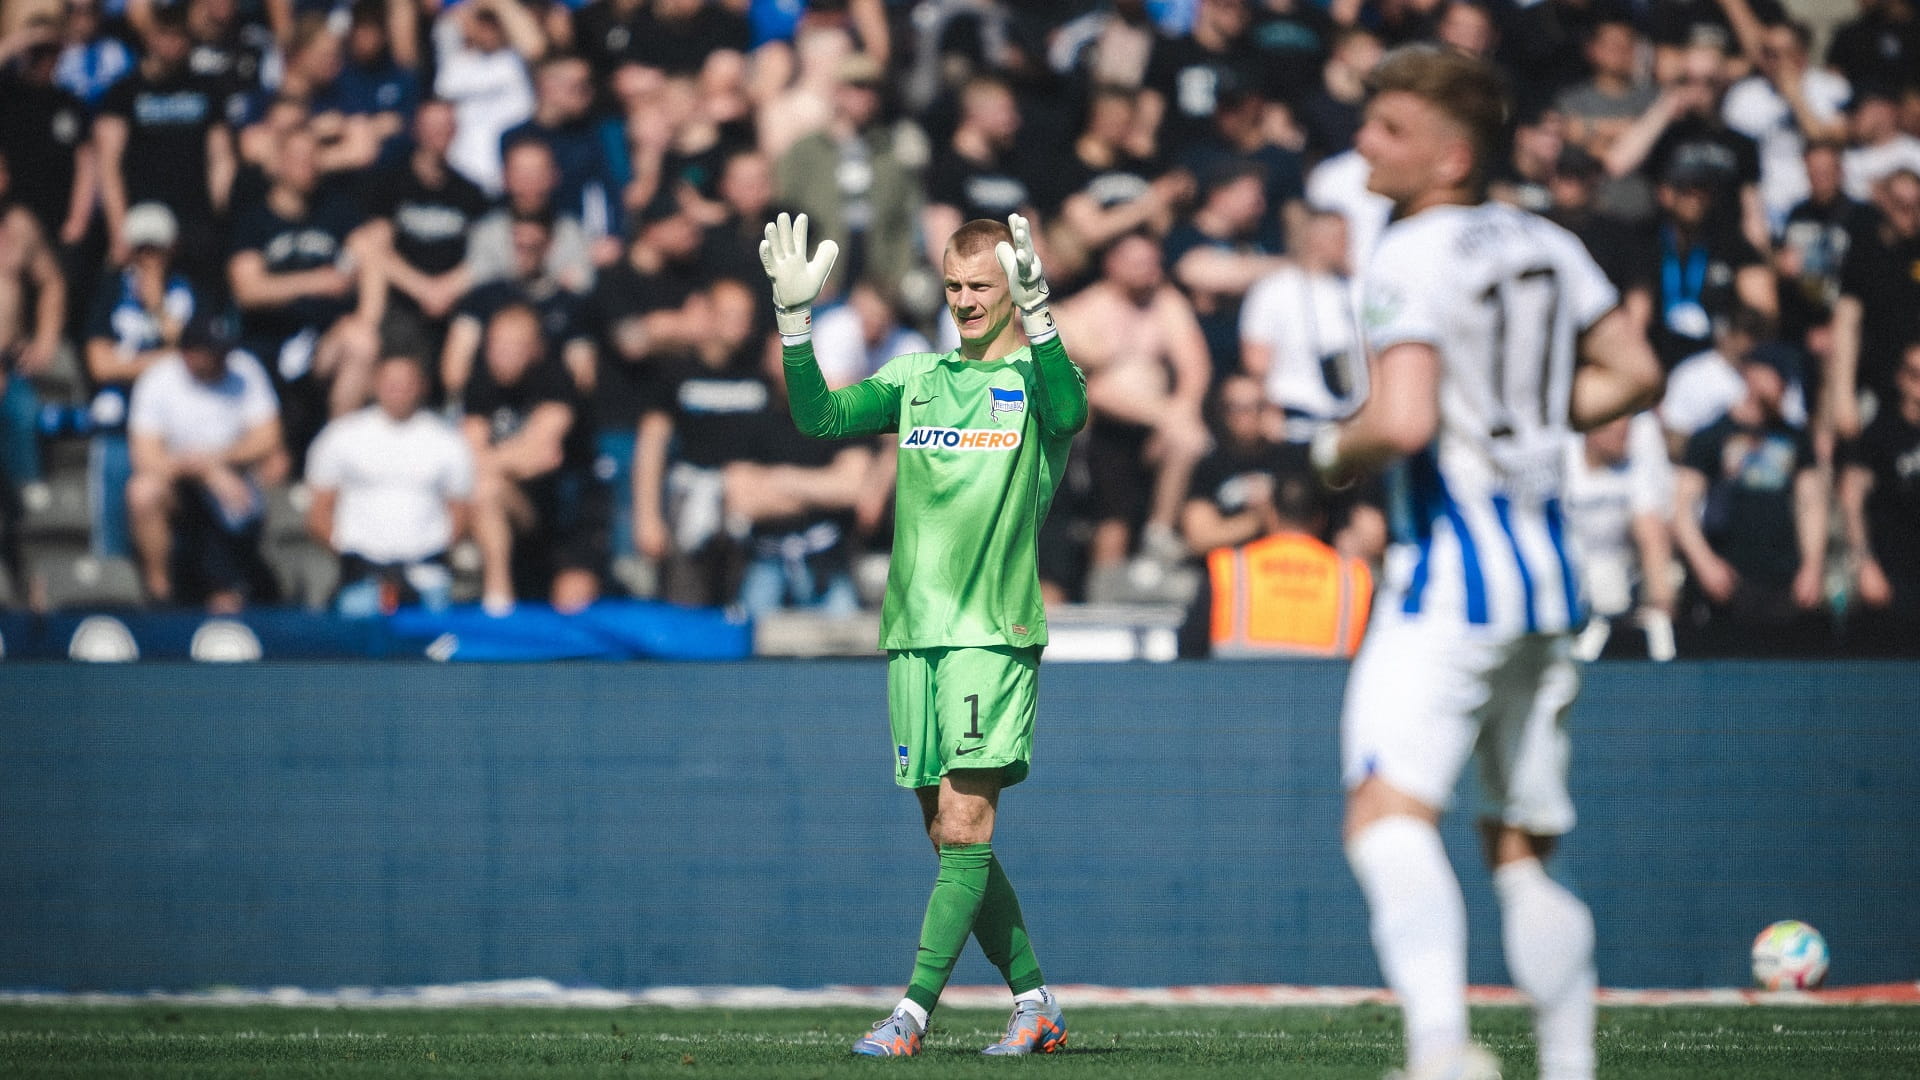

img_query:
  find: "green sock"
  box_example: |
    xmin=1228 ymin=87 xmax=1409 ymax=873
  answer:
xmin=905 ymin=843 xmax=993 ymax=1013
xmin=974 ymin=853 xmax=1046 ymax=994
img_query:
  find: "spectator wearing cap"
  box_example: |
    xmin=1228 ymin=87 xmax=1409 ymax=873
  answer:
xmin=1607 ymin=36 xmax=1770 ymax=253
xmin=94 ymin=4 xmax=236 ymax=277
xmin=1719 ymin=17 xmax=1849 ymax=234
xmin=1629 ymin=153 xmax=1775 ymax=370
xmin=1662 ymin=306 xmax=1808 ymax=455
xmin=433 ymin=0 xmax=545 ymax=196
xmin=306 ymin=353 xmax=474 ymax=617
xmin=775 ymin=50 xmax=924 ymax=296
xmin=125 ymin=310 xmax=287 ymax=612
xmin=1840 ymin=85 xmax=1920 ymax=201
xmin=1827 ymin=167 xmax=1920 ymax=440
xmin=1164 ymin=160 xmax=1287 ymax=382
xmin=1672 ymin=332 xmax=1830 ymax=655
xmin=83 ymin=202 xmax=199 ymax=559
xmin=467 ymin=139 xmax=595 ymax=293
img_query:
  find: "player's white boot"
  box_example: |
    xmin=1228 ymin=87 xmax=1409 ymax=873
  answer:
xmin=981 ymin=987 xmax=1068 ymax=1055
xmin=1386 ymin=1042 xmax=1502 ymax=1080
xmin=850 ymin=1008 xmax=924 ymax=1056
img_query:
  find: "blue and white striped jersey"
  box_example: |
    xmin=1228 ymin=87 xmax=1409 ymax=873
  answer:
xmin=1361 ymin=202 xmax=1620 ymax=636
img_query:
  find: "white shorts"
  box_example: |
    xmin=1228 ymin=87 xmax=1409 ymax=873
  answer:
xmin=1341 ymin=613 xmax=1580 ymax=835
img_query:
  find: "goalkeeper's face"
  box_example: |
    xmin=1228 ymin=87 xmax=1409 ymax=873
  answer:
xmin=943 ymin=247 xmax=1015 ymax=347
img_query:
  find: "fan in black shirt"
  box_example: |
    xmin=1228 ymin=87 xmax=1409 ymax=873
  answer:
xmin=365 ymin=101 xmax=491 ymax=355
xmin=1839 ymin=343 xmax=1920 ymax=655
xmin=95 ymin=7 xmax=236 ymax=282
xmin=462 ymin=302 xmax=603 ymax=614
xmin=634 ymin=278 xmax=771 ymax=607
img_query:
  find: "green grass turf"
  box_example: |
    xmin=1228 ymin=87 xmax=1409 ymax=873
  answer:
xmin=1 ymin=1003 xmax=1916 ymax=1079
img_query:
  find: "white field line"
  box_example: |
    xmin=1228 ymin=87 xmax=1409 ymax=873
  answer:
xmin=2 ymin=980 xmax=1917 ymax=1009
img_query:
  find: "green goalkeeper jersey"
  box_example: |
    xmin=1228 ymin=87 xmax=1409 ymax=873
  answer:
xmin=783 ymin=335 xmax=1088 ymax=651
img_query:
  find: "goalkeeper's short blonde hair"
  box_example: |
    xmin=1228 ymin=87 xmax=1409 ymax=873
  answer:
xmin=946 ymin=219 xmax=1014 ymax=260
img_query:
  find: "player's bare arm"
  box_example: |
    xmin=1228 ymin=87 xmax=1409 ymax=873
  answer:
xmin=1310 ymin=342 xmax=1440 ymax=487
xmin=1570 ymin=306 xmax=1665 ymax=432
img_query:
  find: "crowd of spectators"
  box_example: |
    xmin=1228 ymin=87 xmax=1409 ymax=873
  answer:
xmin=0 ymin=0 xmax=1916 ymax=656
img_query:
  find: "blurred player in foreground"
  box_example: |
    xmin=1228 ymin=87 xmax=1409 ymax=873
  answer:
xmin=760 ymin=210 xmax=1087 ymax=1057
xmin=1310 ymin=46 xmax=1665 ymax=1080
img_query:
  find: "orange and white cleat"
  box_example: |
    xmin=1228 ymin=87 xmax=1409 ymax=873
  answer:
xmin=981 ymin=988 xmax=1067 ymax=1055
xmin=851 ymin=1009 xmax=924 ymax=1056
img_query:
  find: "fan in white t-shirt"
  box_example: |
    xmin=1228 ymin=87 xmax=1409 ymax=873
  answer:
xmin=125 ymin=313 xmax=287 ymax=611
xmin=305 ymin=354 xmax=475 ymax=616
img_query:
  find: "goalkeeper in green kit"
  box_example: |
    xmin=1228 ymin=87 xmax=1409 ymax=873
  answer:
xmin=760 ymin=211 xmax=1086 ymax=1057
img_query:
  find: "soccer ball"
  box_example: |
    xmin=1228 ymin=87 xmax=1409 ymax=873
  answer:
xmin=1751 ymin=920 xmax=1829 ymax=990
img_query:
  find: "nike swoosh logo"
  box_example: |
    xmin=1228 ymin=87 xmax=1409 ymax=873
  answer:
xmin=910 ymin=395 xmax=936 ymax=406
xmin=954 ymin=744 xmax=984 ymax=756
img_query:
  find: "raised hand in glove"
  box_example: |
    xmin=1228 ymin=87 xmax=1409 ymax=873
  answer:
xmin=993 ymin=213 xmax=1057 ymax=343
xmin=759 ymin=212 xmax=839 ymax=338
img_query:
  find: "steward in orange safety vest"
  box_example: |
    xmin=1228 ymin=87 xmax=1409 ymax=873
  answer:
xmin=1207 ymin=529 xmax=1372 ymax=657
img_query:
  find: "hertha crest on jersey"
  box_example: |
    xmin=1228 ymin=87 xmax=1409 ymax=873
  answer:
xmin=990 ymin=387 xmax=1026 ymax=418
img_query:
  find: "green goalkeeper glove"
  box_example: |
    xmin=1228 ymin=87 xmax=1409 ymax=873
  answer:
xmin=759 ymin=212 xmax=839 ymax=338
xmin=993 ymin=213 xmax=1057 ymax=344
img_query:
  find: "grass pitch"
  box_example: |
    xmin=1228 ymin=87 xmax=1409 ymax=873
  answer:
xmin=2 ymin=1003 xmax=1916 ymax=1079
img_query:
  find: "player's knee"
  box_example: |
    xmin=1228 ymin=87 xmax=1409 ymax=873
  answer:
xmin=1344 ymin=775 xmax=1440 ymax=844
xmin=1478 ymin=818 xmax=1556 ymax=867
xmin=929 ymin=808 xmax=992 ymax=848
xmin=126 ymin=473 xmax=171 ymax=514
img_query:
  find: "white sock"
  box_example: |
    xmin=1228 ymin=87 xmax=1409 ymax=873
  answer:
xmin=1347 ymin=816 xmax=1469 ymax=1072
xmin=895 ymin=998 xmax=929 ymax=1030
xmin=1494 ymin=857 xmax=1596 ymax=1080
xmin=1012 ymin=986 xmax=1048 ymax=1006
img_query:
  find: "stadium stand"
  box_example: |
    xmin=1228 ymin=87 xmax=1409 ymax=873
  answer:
xmin=0 ymin=0 xmax=1914 ymax=657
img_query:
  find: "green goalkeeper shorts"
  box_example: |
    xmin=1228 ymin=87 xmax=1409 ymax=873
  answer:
xmin=887 ymin=645 xmax=1040 ymax=790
